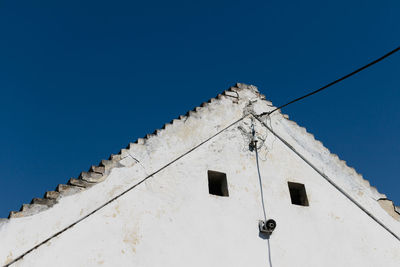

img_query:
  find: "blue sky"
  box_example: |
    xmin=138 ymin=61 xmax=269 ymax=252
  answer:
xmin=0 ymin=0 xmax=399 ymax=218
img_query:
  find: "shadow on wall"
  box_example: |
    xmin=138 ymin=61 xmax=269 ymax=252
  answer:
xmin=258 ymin=232 xmax=273 ymax=267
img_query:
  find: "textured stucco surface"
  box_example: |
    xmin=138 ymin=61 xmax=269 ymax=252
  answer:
xmin=0 ymin=84 xmax=399 ymax=266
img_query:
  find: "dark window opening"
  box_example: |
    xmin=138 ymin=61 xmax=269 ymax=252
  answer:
xmin=208 ymin=171 xmax=229 ymax=197
xmin=288 ymin=182 xmax=309 ymax=206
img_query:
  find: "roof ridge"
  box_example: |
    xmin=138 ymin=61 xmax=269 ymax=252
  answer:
xmin=281 ymin=113 xmax=385 ymax=198
xmin=6 ymin=83 xmax=257 ymax=219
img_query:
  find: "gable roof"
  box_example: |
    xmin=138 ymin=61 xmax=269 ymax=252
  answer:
xmin=2 ymin=83 xmax=398 ymax=222
xmin=1 ymin=83 xmax=400 ymax=266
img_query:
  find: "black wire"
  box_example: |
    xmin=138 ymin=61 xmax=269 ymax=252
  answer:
xmin=254 ymin=115 xmax=400 ymax=242
xmin=3 ymin=117 xmax=247 ymax=267
xmin=262 ymin=46 xmax=400 ymax=116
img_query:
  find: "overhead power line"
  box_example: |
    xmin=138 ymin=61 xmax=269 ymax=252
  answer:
xmin=262 ymin=46 xmax=400 ymax=116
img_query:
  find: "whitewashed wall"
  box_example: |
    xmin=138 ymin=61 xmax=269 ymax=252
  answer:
xmin=1 ymin=84 xmax=399 ymax=266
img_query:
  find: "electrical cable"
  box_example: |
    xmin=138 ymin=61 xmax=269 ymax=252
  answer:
xmin=252 ymin=121 xmax=267 ymax=222
xmin=253 ymin=115 xmax=400 ymax=242
xmin=260 ymin=46 xmax=400 ymax=116
xmin=256 ymin=142 xmax=267 ymax=222
xmin=252 ymin=121 xmax=274 ymax=267
xmin=3 ymin=116 xmax=248 ymax=267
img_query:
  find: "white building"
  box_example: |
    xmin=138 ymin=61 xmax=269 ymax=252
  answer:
xmin=0 ymin=83 xmax=399 ymax=266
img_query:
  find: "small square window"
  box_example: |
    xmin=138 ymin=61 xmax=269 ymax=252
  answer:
xmin=208 ymin=171 xmax=229 ymax=197
xmin=288 ymin=182 xmax=309 ymax=206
